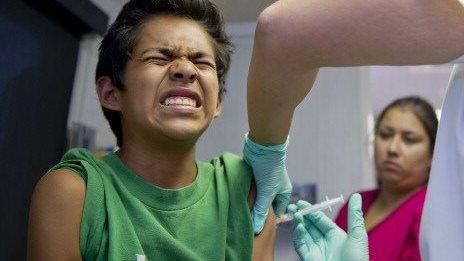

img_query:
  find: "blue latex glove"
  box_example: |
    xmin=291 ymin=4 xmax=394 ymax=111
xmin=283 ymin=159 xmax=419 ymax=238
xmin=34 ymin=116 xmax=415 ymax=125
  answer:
xmin=243 ymin=134 xmax=292 ymax=234
xmin=288 ymin=193 xmax=369 ymax=261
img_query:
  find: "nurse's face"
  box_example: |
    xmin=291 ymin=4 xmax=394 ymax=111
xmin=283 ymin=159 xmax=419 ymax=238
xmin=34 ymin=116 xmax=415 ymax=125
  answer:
xmin=374 ymin=107 xmax=432 ymax=192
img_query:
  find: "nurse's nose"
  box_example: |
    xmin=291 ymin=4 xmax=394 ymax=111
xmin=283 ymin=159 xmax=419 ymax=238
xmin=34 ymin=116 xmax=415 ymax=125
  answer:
xmin=387 ymin=135 xmax=400 ymax=156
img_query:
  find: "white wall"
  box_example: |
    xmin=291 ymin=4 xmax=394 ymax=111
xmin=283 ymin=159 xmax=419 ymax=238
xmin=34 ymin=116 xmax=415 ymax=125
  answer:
xmin=289 ymin=67 xmax=374 ymax=197
xmin=68 ymin=34 xmax=117 ymax=148
xmin=67 ymin=0 xmax=125 ymax=148
xmin=368 ymin=65 xmax=452 ymax=116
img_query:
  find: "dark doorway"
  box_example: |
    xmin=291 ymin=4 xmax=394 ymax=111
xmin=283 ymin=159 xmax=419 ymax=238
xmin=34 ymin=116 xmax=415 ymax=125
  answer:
xmin=0 ymin=0 xmax=107 ymax=258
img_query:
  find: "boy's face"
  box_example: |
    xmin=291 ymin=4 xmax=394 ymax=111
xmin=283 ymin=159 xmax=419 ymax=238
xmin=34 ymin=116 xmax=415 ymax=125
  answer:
xmin=115 ymin=15 xmax=222 ymax=144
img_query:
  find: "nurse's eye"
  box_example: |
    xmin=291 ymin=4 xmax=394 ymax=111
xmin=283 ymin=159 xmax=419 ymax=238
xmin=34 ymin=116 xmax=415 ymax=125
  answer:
xmin=403 ymin=136 xmax=420 ymax=144
xmin=377 ymin=130 xmax=392 ymax=139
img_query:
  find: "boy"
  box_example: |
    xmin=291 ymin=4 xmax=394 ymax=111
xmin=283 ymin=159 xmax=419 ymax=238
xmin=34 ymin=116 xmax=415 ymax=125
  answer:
xmin=27 ymin=1 xmax=275 ymax=260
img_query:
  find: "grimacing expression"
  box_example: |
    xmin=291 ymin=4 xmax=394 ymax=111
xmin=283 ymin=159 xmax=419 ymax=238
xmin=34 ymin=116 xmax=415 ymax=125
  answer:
xmin=374 ymin=107 xmax=432 ymax=192
xmin=107 ymin=15 xmax=223 ymax=145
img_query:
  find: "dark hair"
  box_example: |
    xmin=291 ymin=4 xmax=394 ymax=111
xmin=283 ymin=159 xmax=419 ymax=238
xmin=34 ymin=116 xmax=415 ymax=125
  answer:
xmin=375 ymin=96 xmax=438 ymax=154
xmin=95 ymin=0 xmax=233 ymax=147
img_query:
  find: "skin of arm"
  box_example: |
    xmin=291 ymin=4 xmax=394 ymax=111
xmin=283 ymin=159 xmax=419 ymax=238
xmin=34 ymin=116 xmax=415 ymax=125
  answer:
xmin=248 ymin=182 xmax=276 ymax=260
xmin=27 ymin=169 xmax=85 ymax=261
xmin=248 ymin=0 xmax=464 ymax=145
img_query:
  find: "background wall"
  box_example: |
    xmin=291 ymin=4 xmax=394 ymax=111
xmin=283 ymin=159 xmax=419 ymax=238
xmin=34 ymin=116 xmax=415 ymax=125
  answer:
xmin=369 ymin=65 xmax=452 ymax=117
xmin=0 ymin=0 xmax=107 ymax=259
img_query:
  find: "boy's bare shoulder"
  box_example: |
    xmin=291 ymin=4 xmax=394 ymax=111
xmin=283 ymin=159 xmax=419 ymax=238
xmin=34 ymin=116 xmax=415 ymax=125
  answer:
xmin=27 ymin=169 xmax=85 ymax=260
xmin=34 ymin=168 xmax=85 ymax=202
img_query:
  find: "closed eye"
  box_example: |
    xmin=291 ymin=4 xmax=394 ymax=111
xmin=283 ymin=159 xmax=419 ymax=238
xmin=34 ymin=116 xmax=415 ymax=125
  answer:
xmin=377 ymin=130 xmax=392 ymax=139
xmin=144 ymin=56 xmax=170 ymax=65
xmin=403 ymin=135 xmax=420 ymax=144
xmin=194 ymin=60 xmax=216 ymax=69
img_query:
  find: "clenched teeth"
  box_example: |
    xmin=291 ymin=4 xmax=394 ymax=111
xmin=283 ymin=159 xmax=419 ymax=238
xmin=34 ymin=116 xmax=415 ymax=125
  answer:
xmin=163 ymin=96 xmax=197 ymax=107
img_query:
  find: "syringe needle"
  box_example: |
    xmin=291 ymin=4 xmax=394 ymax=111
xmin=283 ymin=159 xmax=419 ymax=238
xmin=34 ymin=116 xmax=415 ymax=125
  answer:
xmin=276 ymin=195 xmax=344 ymax=224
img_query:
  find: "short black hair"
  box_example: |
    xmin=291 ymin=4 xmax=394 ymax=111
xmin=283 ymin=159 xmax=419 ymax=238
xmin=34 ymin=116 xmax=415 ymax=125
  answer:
xmin=95 ymin=0 xmax=233 ymax=147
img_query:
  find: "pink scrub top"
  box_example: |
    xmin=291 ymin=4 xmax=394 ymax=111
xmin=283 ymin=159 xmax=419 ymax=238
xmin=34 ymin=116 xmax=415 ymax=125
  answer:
xmin=335 ymin=187 xmax=427 ymax=261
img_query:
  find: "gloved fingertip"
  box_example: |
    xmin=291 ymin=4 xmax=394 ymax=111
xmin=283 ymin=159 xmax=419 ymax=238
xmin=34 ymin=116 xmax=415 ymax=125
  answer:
xmin=274 ymin=193 xmax=291 ymax=215
xmin=274 ymin=206 xmax=285 ymax=216
xmin=294 ymin=223 xmax=306 ymax=238
xmin=294 ymin=212 xmax=304 ymax=223
xmin=348 ymin=193 xmax=363 ymax=219
xmin=287 ymin=204 xmax=297 ymax=214
xmin=349 ymin=193 xmax=362 ymax=211
xmin=347 ymin=193 xmax=367 ymax=241
xmin=296 ymin=200 xmax=311 ymax=209
xmin=253 ymin=220 xmax=265 ymax=234
xmin=253 ymin=226 xmax=264 ymax=235
xmin=350 ymin=193 xmax=362 ymax=205
xmin=252 ymin=209 xmax=266 ymax=234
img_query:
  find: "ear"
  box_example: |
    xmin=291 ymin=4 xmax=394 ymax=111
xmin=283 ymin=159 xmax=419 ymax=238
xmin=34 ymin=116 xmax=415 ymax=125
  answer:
xmin=213 ymin=93 xmax=224 ymax=118
xmin=96 ymin=76 xmax=122 ymax=111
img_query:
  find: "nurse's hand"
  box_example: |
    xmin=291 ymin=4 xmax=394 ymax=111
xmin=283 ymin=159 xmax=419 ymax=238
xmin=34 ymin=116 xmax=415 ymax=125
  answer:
xmin=243 ymin=134 xmax=292 ymax=234
xmin=289 ymin=193 xmax=368 ymax=261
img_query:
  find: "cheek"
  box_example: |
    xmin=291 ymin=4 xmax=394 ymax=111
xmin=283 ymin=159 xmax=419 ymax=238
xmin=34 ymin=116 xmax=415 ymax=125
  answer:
xmin=129 ymin=71 xmax=164 ymax=99
xmin=197 ymin=71 xmax=220 ymax=108
xmin=404 ymin=147 xmax=432 ymax=175
xmin=374 ymin=140 xmax=387 ymax=160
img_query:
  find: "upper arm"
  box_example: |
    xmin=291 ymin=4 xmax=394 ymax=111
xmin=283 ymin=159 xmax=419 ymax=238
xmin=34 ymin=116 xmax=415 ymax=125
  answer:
xmin=27 ymin=169 xmax=85 ymax=261
xmin=252 ymin=208 xmax=276 ymax=261
xmin=248 ymin=181 xmax=276 ymax=261
xmin=256 ymin=0 xmax=464 ymax=67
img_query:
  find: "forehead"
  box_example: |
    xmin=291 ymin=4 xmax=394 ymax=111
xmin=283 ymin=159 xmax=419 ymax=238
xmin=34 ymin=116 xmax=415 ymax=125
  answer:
xmin=379 ymin=108 xmax=426 ymax=134
xmin=133 ymin=15 xmax=215 ymax=56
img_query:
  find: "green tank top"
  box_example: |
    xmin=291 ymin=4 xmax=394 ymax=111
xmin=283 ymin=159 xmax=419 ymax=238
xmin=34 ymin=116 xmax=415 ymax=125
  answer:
xmin=50 ymin=148 xmax=253 ymax=261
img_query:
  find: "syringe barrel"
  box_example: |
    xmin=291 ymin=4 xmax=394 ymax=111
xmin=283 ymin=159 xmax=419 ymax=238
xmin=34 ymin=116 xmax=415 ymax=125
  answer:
xmin=296 ymin=195 xmax=344 ymax=217
xmin=276 ymin=195 xmax=344 ymax=224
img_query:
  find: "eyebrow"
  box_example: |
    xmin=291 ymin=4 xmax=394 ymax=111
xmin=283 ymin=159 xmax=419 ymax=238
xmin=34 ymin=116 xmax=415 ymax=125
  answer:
xmin=140 ymin=47 xmax=214 ymax=60
xmin=379 ymin=126 xmax=419 ymax=136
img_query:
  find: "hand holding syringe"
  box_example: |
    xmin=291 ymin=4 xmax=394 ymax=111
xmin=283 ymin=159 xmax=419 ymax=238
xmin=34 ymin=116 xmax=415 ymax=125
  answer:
xmin=276 ymin=195 xmax=344 ymax=224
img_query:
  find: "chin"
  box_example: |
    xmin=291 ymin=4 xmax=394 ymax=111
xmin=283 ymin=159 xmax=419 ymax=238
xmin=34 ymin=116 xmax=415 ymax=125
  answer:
xmin=161 ymin=125 xmax=207 ymax=142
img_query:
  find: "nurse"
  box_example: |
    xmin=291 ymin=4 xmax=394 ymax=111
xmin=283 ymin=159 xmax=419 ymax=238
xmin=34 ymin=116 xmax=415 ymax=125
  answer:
xmin=335 ymin=97 xmax=438 ymax=260
xmin=244 ymin=0 xmax=464 ymax=259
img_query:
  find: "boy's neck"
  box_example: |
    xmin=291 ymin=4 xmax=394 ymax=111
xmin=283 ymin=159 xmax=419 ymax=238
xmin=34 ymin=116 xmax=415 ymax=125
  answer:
xmin=117 ymin=137 xmax=197 ymax=189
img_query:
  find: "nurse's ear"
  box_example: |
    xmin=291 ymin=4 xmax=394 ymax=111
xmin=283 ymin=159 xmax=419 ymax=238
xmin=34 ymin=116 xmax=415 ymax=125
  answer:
xmin=96 ymin=76 xmax=122 ymax=111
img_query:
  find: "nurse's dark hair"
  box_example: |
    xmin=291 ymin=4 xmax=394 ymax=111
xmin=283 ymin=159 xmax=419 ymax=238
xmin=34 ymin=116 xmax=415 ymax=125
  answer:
xmin=375 ymin=96 xmax=439 ymax=154
xmin=95 ymin=0 xmax=233 ymax=147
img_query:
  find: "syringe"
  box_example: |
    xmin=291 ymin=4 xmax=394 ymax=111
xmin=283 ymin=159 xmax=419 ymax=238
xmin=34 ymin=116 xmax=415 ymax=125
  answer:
xmin=276 ymin=195 xmax=344 ymax=224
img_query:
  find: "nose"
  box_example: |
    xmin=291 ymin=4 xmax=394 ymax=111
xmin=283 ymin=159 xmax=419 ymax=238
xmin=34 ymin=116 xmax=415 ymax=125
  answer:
xmin=387 ymin=136 xmax=400 ymax=156
xmin=169 ymin=58 xmax=198 ymax=84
